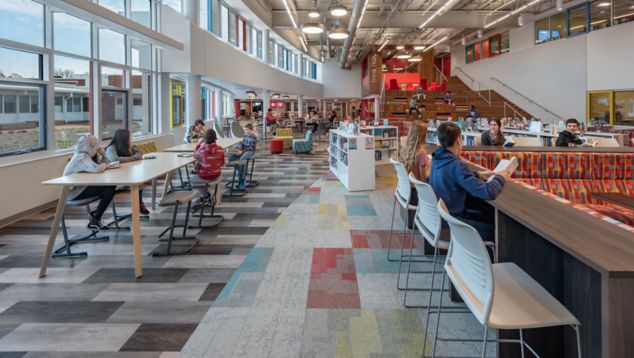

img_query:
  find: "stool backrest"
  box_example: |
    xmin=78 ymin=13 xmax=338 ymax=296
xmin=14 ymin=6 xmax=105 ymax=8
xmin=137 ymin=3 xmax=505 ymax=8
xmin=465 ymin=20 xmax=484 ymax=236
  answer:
xmin=214 ymin=121 xmax=225 ymax=138
xmin=437 ymin=199 xmax=494 ymax=325
xmin=409 ymin=173 xmax=441 ymax=247
xmin=231 ymin=122 xmax=245 ymax=138
xmin=390 ymin=158 xmax=411 ymax=205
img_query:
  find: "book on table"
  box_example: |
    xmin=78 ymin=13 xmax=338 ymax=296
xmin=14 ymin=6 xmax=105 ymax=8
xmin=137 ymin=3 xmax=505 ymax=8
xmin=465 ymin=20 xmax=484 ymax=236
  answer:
xmin=106 ymin=161 xmax=120 ymax=169
xmin=487 ymin=156 xmax=518 ymax=182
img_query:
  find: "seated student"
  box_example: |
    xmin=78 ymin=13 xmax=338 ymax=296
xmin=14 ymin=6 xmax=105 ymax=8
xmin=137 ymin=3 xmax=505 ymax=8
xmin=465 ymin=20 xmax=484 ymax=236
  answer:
xmin=408 ymin=95 xmax=421 ymax=117
xmin=64 ymin=135 xmax=116 ymax=231
xmin=184 ymin=119 xmax=205 ymax=144
xmin=399 ymin=122 xmax=430 ymax=206
xmin=266 ymin=109 xmax=276 ymax=126
xmin=192 ymin=129 xmax=225 ymax=209
xmin=307 ymin=110 xmax=319 ymax=133
xmin=105 ymin=129 xmax=150 ymax=215
xmin=228 ymin=123 xmax=257 ymax=189
xmin=556 ymin=118 xmax=584 ymax=147
xmin=468 ymin=105 xmax=479 ymax=119
xmin=428 ymin=122 xmax=510 ymax=242
xmin=328 ymin=110 xmax=337 ymax=125
xmin=480 ymin=118 xmax=506 ymax=146
xmin=443 ymin=91 xmax=453 ymax=104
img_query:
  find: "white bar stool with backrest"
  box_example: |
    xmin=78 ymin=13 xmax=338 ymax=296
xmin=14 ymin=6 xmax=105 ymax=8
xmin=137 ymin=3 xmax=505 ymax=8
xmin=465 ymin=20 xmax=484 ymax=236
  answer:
xmin=426 ymin=199 xmax=582 ymax=358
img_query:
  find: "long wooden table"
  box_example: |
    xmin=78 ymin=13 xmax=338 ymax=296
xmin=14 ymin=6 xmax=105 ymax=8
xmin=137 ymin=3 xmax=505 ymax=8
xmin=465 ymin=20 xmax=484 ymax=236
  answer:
xmin=40 ymin=152 xmax=195 ymax=279
xmin=162 ymin=138 xmax=242 ymax=152
xmin=490 ymin=180 xmax=634 ymax=357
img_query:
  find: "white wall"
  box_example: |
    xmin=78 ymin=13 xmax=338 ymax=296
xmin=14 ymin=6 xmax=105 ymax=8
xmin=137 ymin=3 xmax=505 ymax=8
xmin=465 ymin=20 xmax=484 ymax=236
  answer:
xmin=586 ymin=22 xmax=634 ymax=91
xmin=0 ymin=134 xmax=176 ymax=225
xmin=321 ymin=61 xmax=363 ymax=99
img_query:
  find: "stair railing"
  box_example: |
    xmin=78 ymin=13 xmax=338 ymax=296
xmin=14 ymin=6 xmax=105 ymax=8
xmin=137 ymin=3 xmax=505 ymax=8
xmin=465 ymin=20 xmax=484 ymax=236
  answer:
xmin=490 ymin=77 xmax=564 ymax=120
xmin=454 ymin=66 xmax=491 ymax=105
xmin=503 ymin=102 xmax=522 ymax=119
xmin=433 ymin=65 xmax=448 ymax=86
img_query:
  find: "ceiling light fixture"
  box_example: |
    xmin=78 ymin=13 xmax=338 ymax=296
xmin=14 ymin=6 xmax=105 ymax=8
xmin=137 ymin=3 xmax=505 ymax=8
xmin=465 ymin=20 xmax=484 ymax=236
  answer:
xmin=378 ymin=39 xmax=389 ymax=51
xmin=328 ymin=26 xmax=350 ymax=40
xmin=423 ymin=35 xmax=449 ymax=52
xmin=418 ymin=0 xmax=462 ymax=29
xmin=396 ymin=45 xmax=405 ymax=50
xmin=461 ymin=36 xmax=466 ymax=45
xmin=556 ymin=0 xmax=564 ymax=10
xmin=414 ymin=45 xmax=425 ymax=50
xmin=301 ymin=22 xmax=326 ymax=34
xmin=615 ymin=11 xmax=634 ymax=19
xmin=407 ymin=57 xmax=422 ymax=62
xmin=308 ymin=9 xmax=320 ymax=18
xmin=396 ymin=52 xmax=412 ymax=59
xmin=518 ymin=14 xmax=524 ymax=26
xmin=330 ymin=4 xmax=348 ymax=16
xmin=356 ymin=0 xmax=369 ymax=30
xmin=484 ymin=0 xmax=543 ymax=28
xmin=596 ymin=2 xmax=610 ymax=7
xmin=282 ymin=0 xmax=298 ymax=29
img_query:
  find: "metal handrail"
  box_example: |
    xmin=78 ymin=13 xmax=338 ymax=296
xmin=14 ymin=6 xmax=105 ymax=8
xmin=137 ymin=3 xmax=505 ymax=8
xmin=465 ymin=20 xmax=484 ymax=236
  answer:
xmin=454 ymin=66 xmax=491 ymax=105
xmin=490 ymin=77 xmax=564 ymax=120
xmin=379 ymin=79 xmax=385 ymax=119
xmin=433 ymin=65 xmax=448 ymax=84
xmin=503 ymin=102 xmax=522 ymax=119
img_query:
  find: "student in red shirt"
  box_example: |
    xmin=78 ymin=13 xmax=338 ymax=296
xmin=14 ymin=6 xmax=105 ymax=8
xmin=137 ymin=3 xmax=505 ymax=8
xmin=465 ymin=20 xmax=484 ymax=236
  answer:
xmin=265 ymin=108 xmax=276 ymax=126
xmin=192 ymin=129 xmax=225 ymax=210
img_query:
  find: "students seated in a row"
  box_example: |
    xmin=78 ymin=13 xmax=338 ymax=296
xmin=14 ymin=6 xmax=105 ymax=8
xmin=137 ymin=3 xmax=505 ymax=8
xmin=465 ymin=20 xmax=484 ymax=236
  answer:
xmin=556 ymin=118 xmax=583 ymax=147
xmin=480 ymin=118 xmax=506 ymax=146
xmin=399 ymin=122 xmax=430 ymax=206
xmin=185 ymin=119 xmax=205 ymax=144
xmin=192 ymin=129 xmax=225 ymax=210
xmin=429 ymin=122 xmax=510 ymax=242
xmin=228 ymin=123 xmax=258 ymax=189
xmin=63 ymin=135 xmax=116 ymax=231
xmin=105 ymin=129 xmax=150 ymax=215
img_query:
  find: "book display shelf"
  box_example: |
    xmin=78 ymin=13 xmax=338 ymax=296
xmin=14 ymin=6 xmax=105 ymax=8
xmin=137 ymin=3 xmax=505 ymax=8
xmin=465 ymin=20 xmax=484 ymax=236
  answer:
xmin=359 ymin=126 xmax=399 ymax=165
xmin=328 ymin=129 xmax=376 ymax=191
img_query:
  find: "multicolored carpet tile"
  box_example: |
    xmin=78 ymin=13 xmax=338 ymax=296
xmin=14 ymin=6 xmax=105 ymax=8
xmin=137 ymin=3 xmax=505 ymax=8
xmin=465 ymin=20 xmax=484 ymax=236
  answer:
xmin=306 ymin=248 xmax=360 ymax=309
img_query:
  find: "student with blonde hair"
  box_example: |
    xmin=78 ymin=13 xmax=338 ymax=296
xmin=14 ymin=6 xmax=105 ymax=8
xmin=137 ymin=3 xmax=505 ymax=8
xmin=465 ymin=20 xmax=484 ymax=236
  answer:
xmin=399 ymin=122 xmax=430 ymax=206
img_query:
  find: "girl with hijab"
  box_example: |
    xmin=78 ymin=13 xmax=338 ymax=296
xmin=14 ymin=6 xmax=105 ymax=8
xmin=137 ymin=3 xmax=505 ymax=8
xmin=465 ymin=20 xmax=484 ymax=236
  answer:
xmin=63 ymin=135 xmax=116 ymax=230
xmin=105 ymin=129 xmax=150 ymax=215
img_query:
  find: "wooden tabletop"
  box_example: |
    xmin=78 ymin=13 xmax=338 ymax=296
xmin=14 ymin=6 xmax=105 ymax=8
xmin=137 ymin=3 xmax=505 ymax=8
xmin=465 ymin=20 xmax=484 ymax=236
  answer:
xmin=163 ymin=138 xmax=242 ymax=152
xmin=42 ymin=152 xmax=195 ymax=186
xmin=591 ymin=192 xmax=634 ymax=210
xmin=461 ymin=146 xmax=634 ymax=153
xmin=490 ymin=181 xmax=634 ymax=275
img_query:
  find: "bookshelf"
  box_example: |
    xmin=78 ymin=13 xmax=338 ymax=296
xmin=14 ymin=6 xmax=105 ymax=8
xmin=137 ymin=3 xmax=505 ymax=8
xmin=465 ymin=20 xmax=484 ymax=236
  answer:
xmin=359 ymin=126 xmax=400 ymax=165
xmin=328 ymin=129 xmax=376 ymax=191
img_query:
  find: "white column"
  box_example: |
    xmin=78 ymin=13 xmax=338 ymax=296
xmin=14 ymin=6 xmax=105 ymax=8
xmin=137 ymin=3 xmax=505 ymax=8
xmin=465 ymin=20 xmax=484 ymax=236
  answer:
xmin=184 ymin=0 xmax=199 ymax=25
xmin=214 ymin=89 xmax=222 ymax=120
xmin=298 ymin=95 xmax=303 ymax=118
xmin=186 ymin=74 xmax=202 ymax=127
xmin=322 ymin=99 xmax=327 ymax=117
xmin=262 ymin=30 xmax=270 ymax=64
xmin=262 ymin=89 xmax=270 ymax=139
xmin=374 ymin=96 xmax=380 ymax=123
xmin=159 ymin=73 xmax=171 ymax=134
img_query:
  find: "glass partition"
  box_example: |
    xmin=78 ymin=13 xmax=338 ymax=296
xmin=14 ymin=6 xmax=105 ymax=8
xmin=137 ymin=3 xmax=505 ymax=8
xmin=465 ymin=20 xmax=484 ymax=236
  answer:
xmin=590 ymin=0 xmax=611 ymax=30
xmin=614 ymin=91 xmax=634 ymax=125
xmin=587 ymin=91 xmax=612 ymax=125
xmin=535 ymin=18 xmax=550 ymax=44
xmin=568 ymin=4 xmax=588 ymax=36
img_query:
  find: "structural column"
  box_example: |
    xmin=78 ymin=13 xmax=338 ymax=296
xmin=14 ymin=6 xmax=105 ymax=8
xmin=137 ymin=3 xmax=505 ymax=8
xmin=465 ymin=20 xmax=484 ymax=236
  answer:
xmin=186 ymin=74 xmax=202 ymax=127
xmin=262 ymin=89 xmax=270 ymax=139
xmin=298 ymin=95 xmax=303 ymax=118
xmin=374 ymin=96 xmax=380 ymax=122
xmin=184 ymin=0 xmax=199 ymax=25
xmin=262 ymin=30 xmax=270 ymax=64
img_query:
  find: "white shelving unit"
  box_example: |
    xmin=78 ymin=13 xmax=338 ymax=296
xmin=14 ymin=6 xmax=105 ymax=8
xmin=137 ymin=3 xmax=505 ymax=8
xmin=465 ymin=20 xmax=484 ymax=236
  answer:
xmin=328 ymin=129 xmax=376 ymax=191
xmin=359 ymin=126 xmax=399 ymax=165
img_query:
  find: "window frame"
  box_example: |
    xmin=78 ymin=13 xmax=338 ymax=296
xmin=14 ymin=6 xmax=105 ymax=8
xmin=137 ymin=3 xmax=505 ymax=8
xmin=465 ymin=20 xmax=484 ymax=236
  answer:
xmin=0 ymin=80 xmax=47 ymax=157
xmin=567 ymin=3 xmax=590 ymax=37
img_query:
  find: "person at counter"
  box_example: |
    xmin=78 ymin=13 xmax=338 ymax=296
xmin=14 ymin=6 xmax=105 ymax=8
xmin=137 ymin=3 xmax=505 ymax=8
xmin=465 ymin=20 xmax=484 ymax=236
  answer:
xmin=429 ymin=122 xmax=510 ymax=242
xmin=480 ymin=118 xmax=506 ymax=146
xmin=556 ymin=118 xmax=583 ymax=147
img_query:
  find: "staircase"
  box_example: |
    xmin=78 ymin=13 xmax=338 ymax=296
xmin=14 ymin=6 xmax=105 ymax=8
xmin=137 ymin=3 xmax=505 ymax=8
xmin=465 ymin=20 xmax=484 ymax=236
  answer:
xmin=381 ymin=76 xmax=533 ymax=121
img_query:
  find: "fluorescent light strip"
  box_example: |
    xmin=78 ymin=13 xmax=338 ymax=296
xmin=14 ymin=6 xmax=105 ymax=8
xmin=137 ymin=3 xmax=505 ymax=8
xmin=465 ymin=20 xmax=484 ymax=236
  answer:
xmin=424 ymin=35 xmax=449 ymax=52
xmin=282 ymin=0 xmax=298 ymax=29
xmin=356 ymin=0 xmax=369 ymax=30
xmin=484 ymin=0 xmax=542 ymax=28
xmin=615 ymin=12 xmax=634 ymax=19
xmin=418 ymin=0 xmax=460 ymax=29
xmin=569 ymin=19 xmax=607 ymax=30
xmin=299 ymin=37 xmax=308 ymax=52
xmin=378 ymin=39 xmax=389 ymax=51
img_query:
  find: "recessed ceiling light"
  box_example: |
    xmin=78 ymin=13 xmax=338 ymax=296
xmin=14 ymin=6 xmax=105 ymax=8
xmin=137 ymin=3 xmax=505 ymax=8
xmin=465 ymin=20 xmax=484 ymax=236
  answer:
xmin=396 ymin=52 xmax=412 ymax=59
xmin=328 ymin=26 xmax=350 ymax=40
xmin=301 ymin=22 xmax=326 ymax=34
xmin=413 ymin=45 xmax=425 ymax=50
xmin=396 ymin=45 xmax=405 ymax=50
xmin=329 ymin=5 xmax=348 ymax=16
xmin=596 ymin=2 xmax=610 ymax=7
xmin=308 ymin=9 xmax=320 ymax=18
xmin=407 ymin=57 xmax=422 ymax=62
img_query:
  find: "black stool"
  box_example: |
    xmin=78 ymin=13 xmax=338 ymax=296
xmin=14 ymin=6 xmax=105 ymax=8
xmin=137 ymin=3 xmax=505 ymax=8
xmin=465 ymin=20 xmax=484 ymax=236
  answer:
xmin=223 ymin=161 xmax=247 ymax=197
xmin=245 ymin=157 xmax=259 ymax=188
xmin=154 ymin=190 xmax=199 ymax=256
xmin=192 ymin=177 xmax=224 ymax=228
xmin=54 ymin=197 xmax=110 ymax=258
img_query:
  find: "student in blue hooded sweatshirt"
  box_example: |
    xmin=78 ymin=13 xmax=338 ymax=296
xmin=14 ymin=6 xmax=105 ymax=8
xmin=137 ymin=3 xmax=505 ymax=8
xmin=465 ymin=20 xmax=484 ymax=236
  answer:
xmin=428 ymin=122 xmax=511 ymax=242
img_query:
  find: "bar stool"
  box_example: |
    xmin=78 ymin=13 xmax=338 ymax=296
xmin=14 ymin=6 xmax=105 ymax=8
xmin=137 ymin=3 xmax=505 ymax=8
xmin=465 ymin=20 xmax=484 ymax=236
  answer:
xmin=54 ymin=196 xmax=111 ymax=258
xmin=223 ymin=160 xmax=247 ymax=197
xmin=191 ymin=176 xmax=224 ymax=228
xmin=425 ymin=199 xmax=582 ymax=358
xmin=244 ymin=157 xmax=259 ymax=188
xmin=154 ymin=190 xmax=199 ymax=256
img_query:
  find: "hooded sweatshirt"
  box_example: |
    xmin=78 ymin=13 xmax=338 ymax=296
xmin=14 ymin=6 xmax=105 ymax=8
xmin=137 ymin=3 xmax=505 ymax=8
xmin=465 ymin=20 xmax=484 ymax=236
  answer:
xmin=556 ymin=130 xmax=583 ymax=147
xmin=63 ymin=135 xmax=107 ymax=200
xmin=428 ymin=147 xmax=505 ymax=216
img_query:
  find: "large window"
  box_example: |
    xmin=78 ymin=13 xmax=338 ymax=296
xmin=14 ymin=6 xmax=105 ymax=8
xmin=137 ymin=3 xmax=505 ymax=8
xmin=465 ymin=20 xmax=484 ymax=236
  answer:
xmin=131 ymin=40 xmax=152 ymax=70
xmin=99 ymin=29 xmax=126 ymax=65
xmin=550 ymin=13 xmax=567 ymax=40
xmin=53 ymin=13 xmax=91 ymax=57
xmin=590 ymin=0 xmax=611 ymax=30
xmin=131 ymin=0 xmax=152 ymax=27
xmin=535 ymin=18 xmax=550 ymax=44
xmin=614 ymin=0 xmax=634 ymax=24
xmin=101 ymin=89 xmax=128 ymax=140
xmin=256 ymin=30 xmax=263 ymax=59
xmin=0 ymin=46 xmax=41 ymax=80
xmin=200 ymin=0 xmax=210 ymax=31
xmin=131 ymin=70 xmax=151 ymax=137
xmin=614 ymin=91 xmax=634 ymax=125
xmin=163 ymin=0 xmax=182 ymax=13
xmin=268 ymin=40 xmax=275 ymax=65
xmin=170 ymin=79 xmax=186 ymax=128
xmin=568 ymin=4 xmax=589 ymax=36
xmin=54 ymin=56 xmax=91 ymax=150
xmin=220 ymin=5 xmax=229 ymax=42
xmin=277 ymin=44 xmax=284 ymax=68
xmin=0 ymin=82 xmax=45 ymax=156
xmin=98 ymin=0 xmax=126 ymax=16
xmin=0 ymin=0 xmax=44 ymax=47
xmin=228 ymin=12 xmax=237 ymax=46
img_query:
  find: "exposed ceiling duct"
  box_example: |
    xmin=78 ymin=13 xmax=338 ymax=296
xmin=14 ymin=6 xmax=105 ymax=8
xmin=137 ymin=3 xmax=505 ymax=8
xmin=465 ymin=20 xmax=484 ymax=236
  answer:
xmin=338 ymin=0 xmax=367 ymax=68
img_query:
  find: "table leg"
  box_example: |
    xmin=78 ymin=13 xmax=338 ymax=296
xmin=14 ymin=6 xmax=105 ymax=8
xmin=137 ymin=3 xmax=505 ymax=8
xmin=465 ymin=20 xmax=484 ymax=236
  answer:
xmin=161 ymin=172 xmax=171 ymax=200
xmin=151 ymin=178 xmax=157 ymax=210
xmin=39 ymin=186 xmax=69 ymax=278
xmin=131 ymin=185 xmax=143 ymax=278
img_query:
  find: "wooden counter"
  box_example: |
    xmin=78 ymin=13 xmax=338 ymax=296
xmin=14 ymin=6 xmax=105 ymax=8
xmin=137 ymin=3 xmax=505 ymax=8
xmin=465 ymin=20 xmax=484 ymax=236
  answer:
xmin=489 ymin=180 xmax=634 ymax=357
